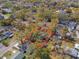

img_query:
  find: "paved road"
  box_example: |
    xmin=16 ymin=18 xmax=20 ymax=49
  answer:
xmin=11 ymin=51 xmax=21 ymax=59
xmin=0 ymin=40 xmax=18 ymax=57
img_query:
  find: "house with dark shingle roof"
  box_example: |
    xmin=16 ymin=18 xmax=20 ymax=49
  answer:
xmin=2 ymin=8 xmax=12 ymax=14
xmin=0 ymin=14 xmax=4 ymax=20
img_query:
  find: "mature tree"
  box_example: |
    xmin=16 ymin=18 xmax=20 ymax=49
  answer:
xmin=11 ymin=21 xmax=26 ymax=31
xmin=2 ymin=39 xmax=9 ymax=47
xmin=22 ymin=56 xmax=26 ymax=59
xmin=4 ymin=2 xmax=13 ymax=8
xmin=0 ymin=18 xmax=14 ymax=26
xmin=36 ymin=48 xmax=51 ymax=59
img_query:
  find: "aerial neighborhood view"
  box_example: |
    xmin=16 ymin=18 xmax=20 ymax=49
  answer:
xmin=0 ymin=0 xmax=79 ymax=59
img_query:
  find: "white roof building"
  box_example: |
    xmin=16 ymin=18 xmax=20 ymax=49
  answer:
xmin=13 ymin=43 xmax=20 ymax=49
xmin=74 ymin=43 xmax=79 ymax=50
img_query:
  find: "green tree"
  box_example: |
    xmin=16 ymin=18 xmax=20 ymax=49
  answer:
xmin=0 ymin=18 xmax=14 ymax=26
xmin=22 ymin=56 xmax=26 ymax=59
xmin=34 ymin=48 xmax=51 ymax=59
xmin=2 ymin=39 xmax=9 ymax=47
xmin=4 ymin=2 xmax=13 ymax=8
xmin=11 ymin=21 xmax=26 ymax=31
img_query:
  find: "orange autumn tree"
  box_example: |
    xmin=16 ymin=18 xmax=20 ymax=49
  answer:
xmin=46 ymin=28 xmax=52 ymax=38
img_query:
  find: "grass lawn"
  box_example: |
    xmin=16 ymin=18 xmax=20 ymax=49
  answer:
xmin=4 ymin=14 xmax=12 ymax=19
xmin=3 ymin=51 xmax=12 ymax=59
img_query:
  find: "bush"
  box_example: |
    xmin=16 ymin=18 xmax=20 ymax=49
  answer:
xmin=22 ymin=56 xmax=26 ymax=59
xmin=4 ymin=2 xmax=13 ymax=8
xmin=2 ymin=39 xmax=9 ymax=46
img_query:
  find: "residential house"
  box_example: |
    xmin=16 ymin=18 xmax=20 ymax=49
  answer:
xmin=33 ymin=2 xmax=40 ymax=6
xmin=67 ymin=48 xmax=79 ymax=58
xmin=0 ymin=31 xmax=13 ymax=41
xmin=0 ymin=14 xmax=4 ymax=20
xmin=2 ymin=8 xmax=12 ymax=14
xmin=67 ymin=21 xmax=77 ymax=32
xmin=2 ymin=31 xmax=13 ymax=38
